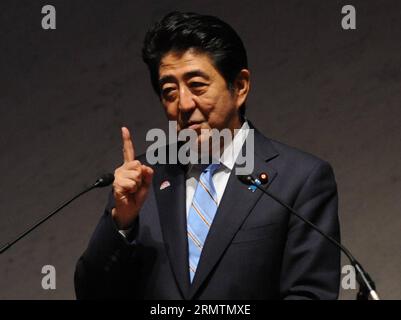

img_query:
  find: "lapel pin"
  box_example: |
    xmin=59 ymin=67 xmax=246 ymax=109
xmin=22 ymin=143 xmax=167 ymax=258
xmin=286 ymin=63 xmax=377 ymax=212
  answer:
xmin=248 ymin=173 xmax=268 ymax=192
xmin=259 ymin=172 xmax=269 ymax=184
xmin=160 ymin=180 xmax=171 ymax=190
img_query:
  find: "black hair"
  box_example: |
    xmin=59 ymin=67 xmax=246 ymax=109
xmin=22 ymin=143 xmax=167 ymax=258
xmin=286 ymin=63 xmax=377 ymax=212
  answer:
xmin=142 ymin=11 xmax=248 ymax=116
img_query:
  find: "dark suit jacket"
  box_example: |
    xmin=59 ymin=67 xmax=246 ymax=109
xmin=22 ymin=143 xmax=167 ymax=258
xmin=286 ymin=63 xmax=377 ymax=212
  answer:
xmin=74 ymin=124 xmax=341 ymax=300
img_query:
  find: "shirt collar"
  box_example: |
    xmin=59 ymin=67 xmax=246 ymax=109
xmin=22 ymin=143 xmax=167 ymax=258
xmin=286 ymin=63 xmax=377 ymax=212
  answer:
xmin=219 ymin=120 xmax=250 ymax=171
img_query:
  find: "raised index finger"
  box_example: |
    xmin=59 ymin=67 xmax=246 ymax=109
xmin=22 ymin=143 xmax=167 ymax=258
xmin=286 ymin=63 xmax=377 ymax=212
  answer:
xmin=121 ymin=127 xmax=135 ymax=163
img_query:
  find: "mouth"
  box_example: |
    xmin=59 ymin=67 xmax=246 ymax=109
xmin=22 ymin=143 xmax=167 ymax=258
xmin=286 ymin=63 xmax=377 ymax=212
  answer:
xmin=182 ymin=121 xmax=204 ymax=130
xmin=187 ymin=123 xmax=203 ymax=130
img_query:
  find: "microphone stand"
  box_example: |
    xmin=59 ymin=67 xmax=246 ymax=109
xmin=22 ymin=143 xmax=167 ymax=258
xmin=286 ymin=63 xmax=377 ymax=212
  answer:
xmin=0 ymin=173 xmax=114 ymax=254
xmin=239 ymin=175 xmax=380 ymax=300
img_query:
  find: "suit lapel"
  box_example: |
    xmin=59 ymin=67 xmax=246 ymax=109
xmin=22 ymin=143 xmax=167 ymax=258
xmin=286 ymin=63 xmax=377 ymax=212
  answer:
xmin=188 ymin=128 xmax=279 ymax=299
xmin=153 ymin=161 xmax=190 ymax=299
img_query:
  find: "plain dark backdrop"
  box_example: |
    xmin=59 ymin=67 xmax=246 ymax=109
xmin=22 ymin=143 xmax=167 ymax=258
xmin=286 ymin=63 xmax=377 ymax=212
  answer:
xmin=0 ymin=0 xmax=400 ymax=299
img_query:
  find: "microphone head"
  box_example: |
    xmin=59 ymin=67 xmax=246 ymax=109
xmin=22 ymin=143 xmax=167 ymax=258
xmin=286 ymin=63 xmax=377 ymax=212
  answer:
xmin=237 ymin=174 xmax=254 ymax=185
xmin=94 ymin=173 xmax=115 ymax=188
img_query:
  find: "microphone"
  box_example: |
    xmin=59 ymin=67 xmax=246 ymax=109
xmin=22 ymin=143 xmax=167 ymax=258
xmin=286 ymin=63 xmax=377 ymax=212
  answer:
xmin=93 ymin=173 xmax=115 ymax=188
xmin=0 ymin=173 xmax=115 ymax=254
xmin=238 ymin=174 xmax=380 ymax=301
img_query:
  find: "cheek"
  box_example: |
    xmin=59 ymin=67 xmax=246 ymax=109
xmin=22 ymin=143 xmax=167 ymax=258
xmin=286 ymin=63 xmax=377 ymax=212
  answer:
xmin=196 ymin=90 xmax=224 ymax=117
xmin=197 ymin=100 xmax=214 ymax=116
xmin=163 ymin=102 xmax=178 ymax=120
xmin=205 ymin=94 xmax=235 ymax=123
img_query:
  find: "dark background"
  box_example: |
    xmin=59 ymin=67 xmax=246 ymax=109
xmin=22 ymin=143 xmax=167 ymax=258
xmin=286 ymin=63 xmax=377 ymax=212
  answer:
xmin=0 ymin=0 xmax=400 ymax=299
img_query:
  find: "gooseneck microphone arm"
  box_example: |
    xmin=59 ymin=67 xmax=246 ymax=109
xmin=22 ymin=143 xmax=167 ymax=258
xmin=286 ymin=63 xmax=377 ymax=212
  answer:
xmin=0 ymin=173 xmax=114 ymax=255
xmin=238 ymin=174 xmax=380 ymax=301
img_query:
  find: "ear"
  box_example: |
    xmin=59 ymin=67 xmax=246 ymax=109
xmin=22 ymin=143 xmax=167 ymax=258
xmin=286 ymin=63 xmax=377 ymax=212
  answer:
xmin=233 ymin=69 xmax=251 ymax=110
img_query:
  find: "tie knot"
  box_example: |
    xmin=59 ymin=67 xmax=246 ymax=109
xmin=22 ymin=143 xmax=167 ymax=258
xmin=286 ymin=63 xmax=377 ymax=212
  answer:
xmin=204 ymin=163 xmax=220 ymax=175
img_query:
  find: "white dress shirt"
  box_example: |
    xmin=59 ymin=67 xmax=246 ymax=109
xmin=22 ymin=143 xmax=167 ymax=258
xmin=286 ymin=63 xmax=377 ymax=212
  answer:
xmin=185 ymin=121 xmax=250 ymax=216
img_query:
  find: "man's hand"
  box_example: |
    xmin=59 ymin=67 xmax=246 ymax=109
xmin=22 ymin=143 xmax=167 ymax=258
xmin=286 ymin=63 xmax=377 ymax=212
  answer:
xmin=111 ymin=127 xmax=154 ymax=230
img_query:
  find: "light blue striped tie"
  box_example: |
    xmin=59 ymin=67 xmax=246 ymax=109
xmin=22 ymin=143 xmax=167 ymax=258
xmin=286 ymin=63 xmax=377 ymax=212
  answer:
xmin=187 ymin=163 xmax=220 ymax=283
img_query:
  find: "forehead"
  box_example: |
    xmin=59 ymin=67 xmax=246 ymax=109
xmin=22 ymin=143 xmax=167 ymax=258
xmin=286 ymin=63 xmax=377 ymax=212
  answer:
xmin=158 ymin=49 xmax=217 ymax=80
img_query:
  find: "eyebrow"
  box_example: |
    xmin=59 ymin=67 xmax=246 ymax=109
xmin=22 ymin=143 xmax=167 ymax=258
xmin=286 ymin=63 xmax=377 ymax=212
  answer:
xmin=159 ymin=69 xmax=211 ymax=88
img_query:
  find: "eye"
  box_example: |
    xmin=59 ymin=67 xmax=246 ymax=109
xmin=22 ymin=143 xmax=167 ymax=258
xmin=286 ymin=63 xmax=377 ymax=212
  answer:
xmin=161 ymin=87 xmax=177 ymax=100
xmin=189 ymin=82 xmax=206 ymax=88
xmin=162 ymin=87 xmax=174 ymax=94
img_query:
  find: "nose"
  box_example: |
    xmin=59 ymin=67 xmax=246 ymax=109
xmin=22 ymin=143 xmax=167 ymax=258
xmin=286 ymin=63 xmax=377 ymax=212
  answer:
xmin=178 ymin=85 xmax=196 ymax=112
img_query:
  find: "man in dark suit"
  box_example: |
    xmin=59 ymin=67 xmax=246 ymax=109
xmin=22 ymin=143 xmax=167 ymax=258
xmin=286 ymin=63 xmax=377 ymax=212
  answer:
xmin=74 ymin=11 xmax=340 ymax=300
